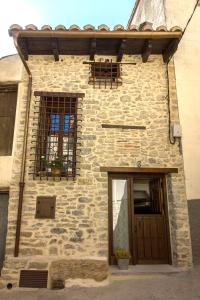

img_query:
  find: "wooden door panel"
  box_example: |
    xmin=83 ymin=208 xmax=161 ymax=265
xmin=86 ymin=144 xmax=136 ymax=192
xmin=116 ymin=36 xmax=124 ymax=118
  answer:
xmin=135 ymin=215 xmax=169 ymax=263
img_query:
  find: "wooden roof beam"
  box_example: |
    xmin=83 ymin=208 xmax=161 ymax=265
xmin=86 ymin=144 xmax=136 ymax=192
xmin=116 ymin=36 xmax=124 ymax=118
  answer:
xmin=117 ymin=39 xmax=127 ymax=62
xmin=52 ymin=39 xmax=59 ymax=61
xmin=20 ymin=38 xmax=29 ymax=61
xmin=16 ymin=31 xmax=182 ymax=39
xmin=163 ymin=38 xmax=180 ymax=63
xmin=90 ymin=38 xmax=96 ymax=61
xmin=142 ymin=39 xmax=152 ymax=63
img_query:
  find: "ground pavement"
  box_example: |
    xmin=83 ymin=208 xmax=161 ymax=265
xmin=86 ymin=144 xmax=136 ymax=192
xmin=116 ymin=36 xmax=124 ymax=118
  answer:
xmin=0 ymin=266 xmax=200 ymax=300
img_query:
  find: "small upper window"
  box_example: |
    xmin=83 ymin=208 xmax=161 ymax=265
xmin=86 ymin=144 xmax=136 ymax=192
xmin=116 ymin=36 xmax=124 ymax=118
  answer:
xmin=88 ymin=60 xmax=122 ymax=89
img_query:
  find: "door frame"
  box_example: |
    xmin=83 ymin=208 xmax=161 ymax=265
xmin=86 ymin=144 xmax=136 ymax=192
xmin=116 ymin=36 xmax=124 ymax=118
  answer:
xmin=108 ymin=173 xmax=172 ymax=265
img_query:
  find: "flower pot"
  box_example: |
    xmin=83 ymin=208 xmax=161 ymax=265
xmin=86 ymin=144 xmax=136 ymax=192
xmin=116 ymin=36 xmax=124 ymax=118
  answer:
xmin=117 ymin=258 xmax=129 ymax=270
xmin=51 ymin=168 xmax=61 ymax=177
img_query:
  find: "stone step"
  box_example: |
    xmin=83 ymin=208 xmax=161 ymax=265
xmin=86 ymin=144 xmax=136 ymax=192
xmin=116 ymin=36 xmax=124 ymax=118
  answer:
xmin=110 ymin=265 xmax=186 ymax=277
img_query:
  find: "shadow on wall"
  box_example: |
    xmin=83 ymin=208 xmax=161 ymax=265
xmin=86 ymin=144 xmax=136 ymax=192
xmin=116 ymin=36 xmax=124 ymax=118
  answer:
xmin=188 ymin=199 xmax=200 ymax=265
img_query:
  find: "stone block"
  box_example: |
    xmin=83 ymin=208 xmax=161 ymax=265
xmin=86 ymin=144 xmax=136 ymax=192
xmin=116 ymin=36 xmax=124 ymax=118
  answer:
xmin=28 ymin=261 xmax=48 ymax=269
xmin=49 ymin=259 xmax=108 ymax=283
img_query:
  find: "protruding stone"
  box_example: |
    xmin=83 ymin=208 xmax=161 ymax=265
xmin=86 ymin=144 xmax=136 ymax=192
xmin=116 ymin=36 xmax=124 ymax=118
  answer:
xmin=70 ymin=231 xmax=84 ymax=243
xmin=78 ymin=197 xmax=91 ymax=203
xmin=51 ymin=228 xmax=66 ymax=234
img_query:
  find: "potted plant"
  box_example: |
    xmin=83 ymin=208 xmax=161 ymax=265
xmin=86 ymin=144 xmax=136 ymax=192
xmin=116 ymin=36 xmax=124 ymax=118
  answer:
xmin=115 ymin=248 xmax=130 ymax=270
xmin=41 ymin=155 xmax=67 ymax=177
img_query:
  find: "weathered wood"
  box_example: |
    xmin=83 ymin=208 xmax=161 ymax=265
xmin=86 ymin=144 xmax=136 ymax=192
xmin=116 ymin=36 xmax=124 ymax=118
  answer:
xmin=17 ymin=31 xmax=182 ymax=39
xmin=34 ymin=91 xmax=85 ymax=98
xmin=100 ymin=167 xmax=178 ymax=173
xmin=90 ymin=38 xmax=96 ymax=61
xmin=117 ymin=39 xmax=126 ymax=62
xmin=163 ymin=38 xmax=180 ymax=63
xmin=0 ymin=91 xmax=17 ymax=155
xmin=52 ymin=39 xmax=59 ymax=61
xmin=142 ymin=39 xmax=152 ymax=63
xmin=102 ymin=124 xmax=146 ymax=130
xmin=19 ymin=38 xmax=29 ymax=61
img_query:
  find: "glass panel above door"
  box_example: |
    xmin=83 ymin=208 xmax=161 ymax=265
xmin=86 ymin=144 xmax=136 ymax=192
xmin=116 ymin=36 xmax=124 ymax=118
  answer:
xmin=112 ymin=179 xmax=129 ymax=253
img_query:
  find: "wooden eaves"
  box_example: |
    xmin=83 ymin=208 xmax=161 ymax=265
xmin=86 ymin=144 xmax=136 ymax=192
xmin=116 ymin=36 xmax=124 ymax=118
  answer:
xmin=9 ymin=26 xmax=182 ymax=63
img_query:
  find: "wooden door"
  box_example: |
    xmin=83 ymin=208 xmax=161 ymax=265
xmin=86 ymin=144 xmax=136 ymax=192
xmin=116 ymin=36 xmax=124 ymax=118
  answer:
xmin=0 ymin=193 xmax=9 ymax=270
xmin=133 ymin=177 xmax=171 ymax=264
xmin=108 ymin=174 xmax=171 ymax=265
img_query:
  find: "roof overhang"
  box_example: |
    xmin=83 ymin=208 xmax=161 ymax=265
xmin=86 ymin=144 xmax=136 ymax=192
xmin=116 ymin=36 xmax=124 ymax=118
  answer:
xmin=9 ymin=24 xmax=182 ymax=63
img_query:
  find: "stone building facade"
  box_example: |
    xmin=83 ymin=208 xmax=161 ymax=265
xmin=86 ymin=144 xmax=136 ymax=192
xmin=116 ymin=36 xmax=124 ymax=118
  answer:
xmin=0 ymin=24 xmax=193 ymax=288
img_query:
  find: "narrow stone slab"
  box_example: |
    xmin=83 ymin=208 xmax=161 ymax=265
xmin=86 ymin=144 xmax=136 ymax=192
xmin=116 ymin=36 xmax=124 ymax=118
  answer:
xmin=110 ymin=265 xmax=187 ymax=276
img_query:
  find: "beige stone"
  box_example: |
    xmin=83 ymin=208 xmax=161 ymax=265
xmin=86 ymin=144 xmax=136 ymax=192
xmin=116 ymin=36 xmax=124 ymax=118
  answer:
xmin=50 ymin=259 xmax=108 ymax=283
xmin=0 ymin=54 xmax=192 ymax=287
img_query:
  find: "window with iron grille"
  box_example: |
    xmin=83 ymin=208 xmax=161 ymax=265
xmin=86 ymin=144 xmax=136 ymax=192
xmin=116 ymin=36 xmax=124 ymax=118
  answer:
xmin=32 ymin=92 xmax=84 ymax=179
xmin=88 ymin=60 xmax=122 ymax=89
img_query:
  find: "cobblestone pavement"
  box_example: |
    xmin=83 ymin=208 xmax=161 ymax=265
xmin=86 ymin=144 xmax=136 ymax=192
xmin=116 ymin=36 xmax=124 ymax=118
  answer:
xmin=0 ymin=266 xmax=200 ymax=300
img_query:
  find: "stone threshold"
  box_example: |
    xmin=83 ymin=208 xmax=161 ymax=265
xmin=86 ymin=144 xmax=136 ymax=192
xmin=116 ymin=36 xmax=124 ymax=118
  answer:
xmin=110 ymin=265 xmax=186 ymax=276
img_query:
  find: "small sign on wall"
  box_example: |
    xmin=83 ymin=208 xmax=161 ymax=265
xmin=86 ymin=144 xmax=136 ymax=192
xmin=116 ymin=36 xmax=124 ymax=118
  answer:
xmin=35 ymin=196 xmax=56 ymax=219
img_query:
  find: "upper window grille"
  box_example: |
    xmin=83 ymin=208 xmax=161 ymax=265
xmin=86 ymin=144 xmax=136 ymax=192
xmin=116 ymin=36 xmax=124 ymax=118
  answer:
xmin=32 ymin=92 xmax=84 ymax=179
xmin=88 ymin=60 xmax=122 ymax=89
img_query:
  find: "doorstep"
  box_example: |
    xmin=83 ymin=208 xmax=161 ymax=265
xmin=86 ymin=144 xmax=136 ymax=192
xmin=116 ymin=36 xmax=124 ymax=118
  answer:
xmin=110 ymin=265 xmax=185 ymax=276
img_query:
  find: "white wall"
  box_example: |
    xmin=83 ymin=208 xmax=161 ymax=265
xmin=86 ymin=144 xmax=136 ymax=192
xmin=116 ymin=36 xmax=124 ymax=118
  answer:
xmin=167 ymin=2 xmax=200 ymax=199
xmin=131 ymin=0 xmax=166 ymax=29
xmin=0 ymin=54 xmax=23 ymax=188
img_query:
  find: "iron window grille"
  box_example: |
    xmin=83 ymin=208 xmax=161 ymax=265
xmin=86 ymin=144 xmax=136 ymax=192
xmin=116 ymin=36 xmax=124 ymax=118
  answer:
xmin=31 ymin=92 xmax=84 ymax=179
xmin=88 ymin=59 xmax=122 ymax=89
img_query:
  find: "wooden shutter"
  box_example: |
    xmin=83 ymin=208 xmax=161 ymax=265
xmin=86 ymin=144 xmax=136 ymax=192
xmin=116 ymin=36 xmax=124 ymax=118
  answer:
xmin=0 ymin=88 xmax=17 ymax=155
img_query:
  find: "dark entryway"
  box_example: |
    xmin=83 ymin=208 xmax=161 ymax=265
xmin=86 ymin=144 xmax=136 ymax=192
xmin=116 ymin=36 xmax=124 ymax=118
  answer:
xmin=0 ymin=193 xmax=9 ymax=272
xmin=188 ymin=199 xmax=200 ymax=265
xmin=108 ymin=174 xmax=171 ymax=265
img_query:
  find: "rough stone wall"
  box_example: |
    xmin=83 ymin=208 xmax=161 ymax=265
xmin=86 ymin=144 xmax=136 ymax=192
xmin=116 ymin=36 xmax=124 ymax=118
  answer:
xmin=0 ymin=54 xmax=192 ymax=287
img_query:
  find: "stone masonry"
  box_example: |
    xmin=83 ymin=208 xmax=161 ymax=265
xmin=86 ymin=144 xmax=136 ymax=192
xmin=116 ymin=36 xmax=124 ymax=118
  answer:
xmin=0 ymin=54 xmax=192 ymax=288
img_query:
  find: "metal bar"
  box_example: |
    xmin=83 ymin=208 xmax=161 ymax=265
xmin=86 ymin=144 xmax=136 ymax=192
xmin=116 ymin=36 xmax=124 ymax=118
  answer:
xmin=83 ymin=61 xmax=137 ymax=65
